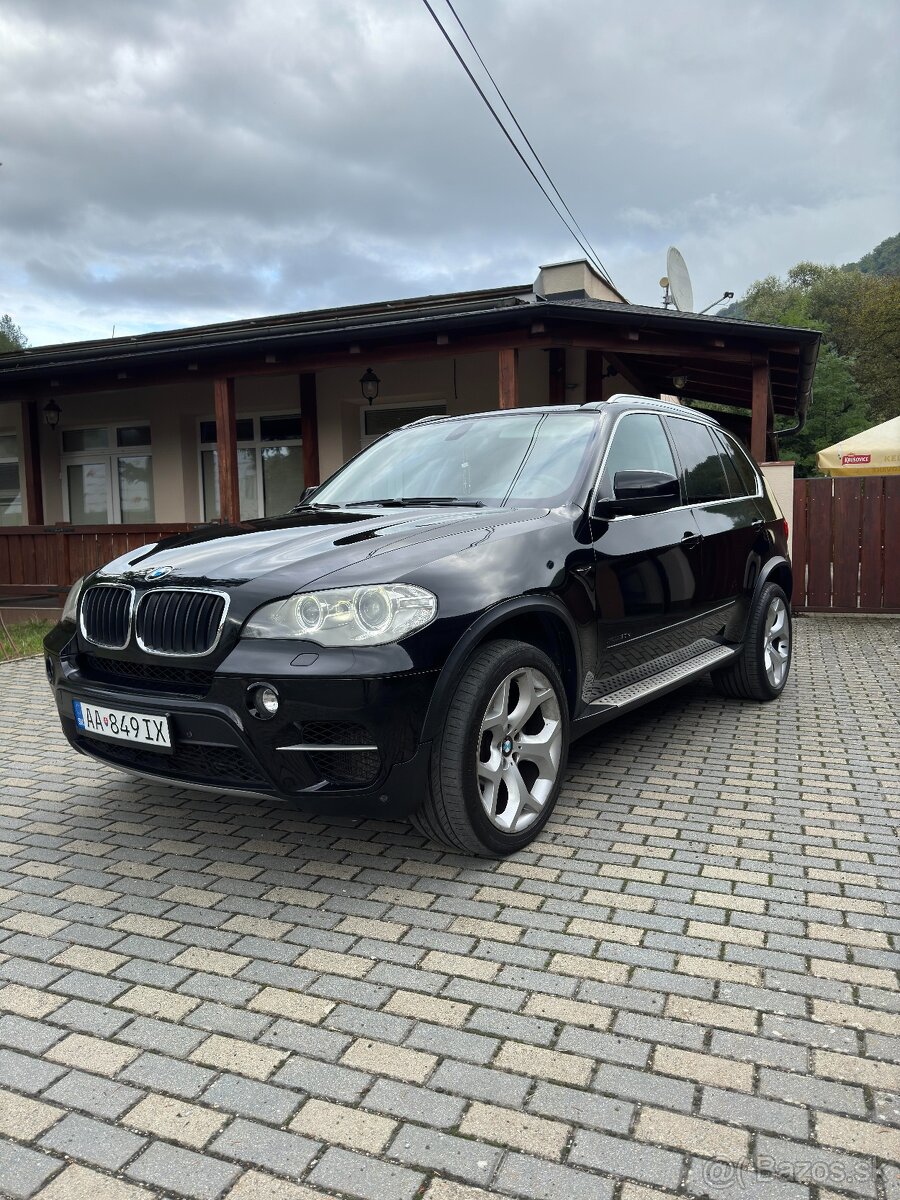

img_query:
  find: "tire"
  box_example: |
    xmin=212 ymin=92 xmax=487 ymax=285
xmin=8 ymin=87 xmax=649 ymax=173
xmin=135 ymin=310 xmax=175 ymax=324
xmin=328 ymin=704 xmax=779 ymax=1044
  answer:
xmin=412 ymin=639 xmax=570 ymax=856
xmin=711 ymin=582 xmax=792 ymax=701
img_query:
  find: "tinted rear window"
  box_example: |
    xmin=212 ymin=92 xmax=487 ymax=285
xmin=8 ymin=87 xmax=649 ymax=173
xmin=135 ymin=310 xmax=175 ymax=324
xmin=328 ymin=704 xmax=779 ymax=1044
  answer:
xmin=719 ymin=432 xmax=761 ymax=496
xmin=667 ymin=418 xmax=730 ymax=503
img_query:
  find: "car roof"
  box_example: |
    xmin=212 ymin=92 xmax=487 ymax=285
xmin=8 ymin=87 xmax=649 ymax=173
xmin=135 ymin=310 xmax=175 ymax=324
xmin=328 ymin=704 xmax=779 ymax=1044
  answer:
xmin=404 ymin=396 xmax=721 ymax=429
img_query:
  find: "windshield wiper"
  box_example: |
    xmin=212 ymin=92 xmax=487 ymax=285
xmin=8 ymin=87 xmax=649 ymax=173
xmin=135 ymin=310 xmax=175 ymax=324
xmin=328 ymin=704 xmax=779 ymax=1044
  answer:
xmin=345 ymin=497 xmax=486 ymax=508
xmin=289 ymin=501 xmax=343 ymax=513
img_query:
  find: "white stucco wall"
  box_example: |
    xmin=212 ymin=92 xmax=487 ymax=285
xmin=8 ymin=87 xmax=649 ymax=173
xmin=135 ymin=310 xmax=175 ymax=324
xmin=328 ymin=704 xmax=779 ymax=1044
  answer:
xmin=29 ymin=352 xmax=563 ymax=523
xmin=760 ymin=460 xmax=795 ymax=557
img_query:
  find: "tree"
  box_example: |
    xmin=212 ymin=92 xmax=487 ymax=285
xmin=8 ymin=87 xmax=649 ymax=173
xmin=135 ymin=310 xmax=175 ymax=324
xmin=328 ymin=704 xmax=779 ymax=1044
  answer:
xmin=780 ymin=342 xmax=871 ymax=477
xmin=848 ymin=275 xmax=900 ymax=423
xmin=735 ymin=257 xmax=899 ymax=472
xmin=0 ymin=315 xmax=27 ymax=353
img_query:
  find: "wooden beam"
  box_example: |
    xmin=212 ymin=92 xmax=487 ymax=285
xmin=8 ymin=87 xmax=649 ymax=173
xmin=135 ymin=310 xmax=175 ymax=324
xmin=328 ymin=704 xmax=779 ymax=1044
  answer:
xmin=751 ymin=360 xmax=769 ymax=464
xmin=213 ymin=376 xmax=240 ymax=523
xmin=299 ymin=372 xmax=320 ymax=487
xmin=13 ymin=330 xmax=558 ymax=399
xmin=498 ymin=347 xmax=519 ymax=409
xmin=567 ymin=338 xmax=756 ymax=364
xmin=20 ymin=399 xmax=44 ymax=525
xmin=12 ymin=325 xmax=787 ymax=403
xmin=548 ymin=348 xmax=566 ymax=404
xmin=11 ymin=321 xmax=801 ymax=407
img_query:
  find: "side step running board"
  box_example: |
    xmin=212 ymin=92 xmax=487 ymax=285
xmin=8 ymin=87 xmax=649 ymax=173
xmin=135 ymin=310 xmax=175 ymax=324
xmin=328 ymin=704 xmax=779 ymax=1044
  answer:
xmin=590 ymin=644 xmax=735 ymax=709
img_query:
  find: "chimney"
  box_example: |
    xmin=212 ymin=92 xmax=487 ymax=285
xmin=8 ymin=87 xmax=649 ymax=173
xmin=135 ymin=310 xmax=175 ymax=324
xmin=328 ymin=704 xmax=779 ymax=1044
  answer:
xmin=534 ymin=259 xmax=624 ymax=303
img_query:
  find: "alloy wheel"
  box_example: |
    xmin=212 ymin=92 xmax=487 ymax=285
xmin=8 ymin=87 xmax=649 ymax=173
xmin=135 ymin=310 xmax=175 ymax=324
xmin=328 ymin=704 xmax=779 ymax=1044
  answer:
xmin=476 ymin=666 xmax=563 ymax=833
xmin=764 ymin=595 xmax=790 ymax=687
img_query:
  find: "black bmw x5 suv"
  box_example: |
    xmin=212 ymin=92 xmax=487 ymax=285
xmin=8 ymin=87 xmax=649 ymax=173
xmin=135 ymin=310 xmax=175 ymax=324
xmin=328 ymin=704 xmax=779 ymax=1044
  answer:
xmin=45 ymin=397 xmax=792 ymax=856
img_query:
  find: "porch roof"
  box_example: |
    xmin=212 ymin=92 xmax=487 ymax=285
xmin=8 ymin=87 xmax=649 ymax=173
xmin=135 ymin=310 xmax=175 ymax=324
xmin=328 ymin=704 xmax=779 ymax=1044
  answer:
xmin=0 ymin=283 xmax=820 ymax=422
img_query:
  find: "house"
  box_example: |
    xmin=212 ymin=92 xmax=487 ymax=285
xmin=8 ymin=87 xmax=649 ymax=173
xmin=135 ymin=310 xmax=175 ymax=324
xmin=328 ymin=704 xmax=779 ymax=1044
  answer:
xmin=0 ymin=259 xmax=819 ymax=591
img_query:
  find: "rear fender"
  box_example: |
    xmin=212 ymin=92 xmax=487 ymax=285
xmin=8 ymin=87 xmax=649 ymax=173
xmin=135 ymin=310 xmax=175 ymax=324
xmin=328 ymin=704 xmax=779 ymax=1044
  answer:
xmin=725 ymin=556 xmax=792 ymax=642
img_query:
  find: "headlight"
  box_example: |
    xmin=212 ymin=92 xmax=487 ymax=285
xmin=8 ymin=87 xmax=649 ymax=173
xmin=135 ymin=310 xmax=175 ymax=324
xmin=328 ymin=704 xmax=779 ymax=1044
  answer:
xmin=242 ymin=584 xmax=437 ymax=646
xmin=61 ymin=577 xmax=84 ymax=625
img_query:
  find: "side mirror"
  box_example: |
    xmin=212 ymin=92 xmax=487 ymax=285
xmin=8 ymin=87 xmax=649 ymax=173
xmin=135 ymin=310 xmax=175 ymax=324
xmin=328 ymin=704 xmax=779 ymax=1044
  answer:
xmin=594 ymin=470 xmax=680 ymax=517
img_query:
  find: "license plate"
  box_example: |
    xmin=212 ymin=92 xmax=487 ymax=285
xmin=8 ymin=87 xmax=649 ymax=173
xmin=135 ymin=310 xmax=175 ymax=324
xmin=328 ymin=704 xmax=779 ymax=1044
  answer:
xmin=73 ymin=700 xmax=172 ymax=752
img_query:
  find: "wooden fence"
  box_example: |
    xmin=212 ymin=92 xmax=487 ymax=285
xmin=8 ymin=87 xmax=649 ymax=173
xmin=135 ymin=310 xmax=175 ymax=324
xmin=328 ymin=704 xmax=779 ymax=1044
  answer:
xmin=0 ymin=524 xmax=197 ymax=595
xmin=3 ymin=483 xmax=898 ymax=614
xmin=793 ymin=476 xmax=899 ymax=613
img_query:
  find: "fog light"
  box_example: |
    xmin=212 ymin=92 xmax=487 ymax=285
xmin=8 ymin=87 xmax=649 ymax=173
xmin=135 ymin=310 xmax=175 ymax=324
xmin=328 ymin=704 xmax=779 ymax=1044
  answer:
xmin=248 ymin=683 xmax=279 ymax=720
xmin=45 ymin=657 xmax=54 ymax=685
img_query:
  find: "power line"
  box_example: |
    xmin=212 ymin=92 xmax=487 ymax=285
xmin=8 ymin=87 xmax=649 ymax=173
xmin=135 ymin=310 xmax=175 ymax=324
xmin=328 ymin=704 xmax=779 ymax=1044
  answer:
xmin=421 ymin=0 xmax=610 ymax=284
xmin=419 ymin=0 xmax=616 ymax=291
xmin=442 ymin=0 xmax=615 ymax=289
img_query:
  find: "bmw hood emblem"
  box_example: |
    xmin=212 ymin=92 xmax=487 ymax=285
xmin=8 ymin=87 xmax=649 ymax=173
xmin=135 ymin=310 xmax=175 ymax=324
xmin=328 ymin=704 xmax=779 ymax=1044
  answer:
xmin=145 ymin=566 xmax=173 ymax=580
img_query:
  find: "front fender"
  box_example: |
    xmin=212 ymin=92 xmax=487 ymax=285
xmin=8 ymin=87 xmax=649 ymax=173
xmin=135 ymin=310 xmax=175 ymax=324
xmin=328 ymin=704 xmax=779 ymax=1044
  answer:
xmin=420 ymin=595 xmax=584 ymax=742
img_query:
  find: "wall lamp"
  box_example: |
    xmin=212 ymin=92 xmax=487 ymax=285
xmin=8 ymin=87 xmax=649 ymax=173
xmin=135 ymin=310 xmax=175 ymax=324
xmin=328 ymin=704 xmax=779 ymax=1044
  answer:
xmin=359 ymin=368 xmax=381 ymax=405
xmin=43 ymin=399 xmax=62 ymax=428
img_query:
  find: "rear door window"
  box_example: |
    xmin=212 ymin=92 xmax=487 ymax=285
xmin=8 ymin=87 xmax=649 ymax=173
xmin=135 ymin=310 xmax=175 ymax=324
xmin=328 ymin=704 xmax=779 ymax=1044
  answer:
xmin=666 ymin=418 xmax=730 ymax=503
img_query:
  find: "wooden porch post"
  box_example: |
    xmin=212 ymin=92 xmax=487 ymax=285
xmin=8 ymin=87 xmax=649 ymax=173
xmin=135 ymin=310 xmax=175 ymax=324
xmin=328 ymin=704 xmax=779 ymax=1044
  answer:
xmin=548 ymin=348 xmax=566 ymax=404
xmin=498 ymin=347 xmax=519 ymax=409
xmin=765 ymin=374 xmax=780 ymax=462
xmin=751 ymin=359 xmax=769 ymax=464
xmin=20 ymin=399 xmax=44 ymax=525
xmin=213 ymin=376 xmax=240 ymax=523
xmin=584 ymin=351 xmax=605 ymax=403
xmin=299 ymin=372 xmax=320 ymax=487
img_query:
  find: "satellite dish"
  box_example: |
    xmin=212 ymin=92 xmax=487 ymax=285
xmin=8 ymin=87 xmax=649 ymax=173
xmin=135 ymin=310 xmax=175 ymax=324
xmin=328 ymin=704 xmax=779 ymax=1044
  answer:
xmin=666 ymin=246 xmax=693 ymax=312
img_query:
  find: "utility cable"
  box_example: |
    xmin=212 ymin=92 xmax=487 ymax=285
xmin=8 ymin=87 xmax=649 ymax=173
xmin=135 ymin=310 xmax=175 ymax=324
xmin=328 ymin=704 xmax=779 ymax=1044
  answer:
xmin=419 ymin=0 xmax=616 ymax=291
xmin=441 ymin=0 xmax=616 ymax=289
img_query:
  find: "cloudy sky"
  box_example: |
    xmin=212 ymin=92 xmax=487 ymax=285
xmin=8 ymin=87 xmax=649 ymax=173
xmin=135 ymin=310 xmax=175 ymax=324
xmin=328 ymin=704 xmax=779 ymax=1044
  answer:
xmin=2 ymin=0 xmax=897 ymax=347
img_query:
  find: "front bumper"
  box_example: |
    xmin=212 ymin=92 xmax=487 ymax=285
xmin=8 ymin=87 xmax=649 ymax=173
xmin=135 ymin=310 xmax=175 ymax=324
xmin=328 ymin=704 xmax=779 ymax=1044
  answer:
xmin=45 ymin=630 xmax=438 ymax=818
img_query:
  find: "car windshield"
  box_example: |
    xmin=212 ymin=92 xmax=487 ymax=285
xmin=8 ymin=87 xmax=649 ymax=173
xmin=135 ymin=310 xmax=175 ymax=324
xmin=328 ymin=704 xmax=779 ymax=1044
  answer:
xmin=312 ymin=411 xmax=600 ymax=508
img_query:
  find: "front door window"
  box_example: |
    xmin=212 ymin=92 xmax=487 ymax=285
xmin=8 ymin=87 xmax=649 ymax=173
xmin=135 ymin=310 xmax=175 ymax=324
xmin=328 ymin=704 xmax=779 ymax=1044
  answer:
xmin=201 ymin=447 xmax=259 ymax=521
xmin=0 ymin=432 xmax=22 ymax=526
xmin=590 ymin=412 xmax=701 ymax=682
xmin=200 ymin=414 xmax=302 ymax=519
xmin=67 ymin=461 xmax=111 ymax=524
xmin=116 ymin=455 xmax=155 ymax=522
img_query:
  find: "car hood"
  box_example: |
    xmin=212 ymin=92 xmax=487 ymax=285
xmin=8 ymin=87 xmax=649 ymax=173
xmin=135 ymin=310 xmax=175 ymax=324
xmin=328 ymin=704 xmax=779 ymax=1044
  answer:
xmin=95 ymin=506 xmax=547 ymax=595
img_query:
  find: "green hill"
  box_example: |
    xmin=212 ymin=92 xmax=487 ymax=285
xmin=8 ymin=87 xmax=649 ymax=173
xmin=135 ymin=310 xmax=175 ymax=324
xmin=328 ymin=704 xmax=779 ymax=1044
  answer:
xmin=843 ymin=232 xmax=900 ymax=276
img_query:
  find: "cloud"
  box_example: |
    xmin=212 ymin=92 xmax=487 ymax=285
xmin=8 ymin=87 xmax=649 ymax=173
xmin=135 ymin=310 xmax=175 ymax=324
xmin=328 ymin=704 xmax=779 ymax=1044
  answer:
xmin=0 ymin=0 xmax=897 ymax=345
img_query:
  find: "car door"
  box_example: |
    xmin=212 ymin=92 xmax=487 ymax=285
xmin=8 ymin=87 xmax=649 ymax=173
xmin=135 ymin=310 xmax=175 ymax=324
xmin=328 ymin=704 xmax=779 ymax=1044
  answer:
xmin=664 ymin=415 xmax=760 ymax=635
xmin=589 ymin=411 xmax=704 ymax=686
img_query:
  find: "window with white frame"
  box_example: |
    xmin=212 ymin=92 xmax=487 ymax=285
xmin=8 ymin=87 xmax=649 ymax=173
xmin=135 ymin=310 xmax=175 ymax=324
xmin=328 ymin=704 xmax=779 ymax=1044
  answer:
xmin=61 ymin=424 xmax=155 ymax=525
xmin=199 ymin=413 xmax=303 ymax=520
xmin=0 ymin=431 xmax=23 ymax=526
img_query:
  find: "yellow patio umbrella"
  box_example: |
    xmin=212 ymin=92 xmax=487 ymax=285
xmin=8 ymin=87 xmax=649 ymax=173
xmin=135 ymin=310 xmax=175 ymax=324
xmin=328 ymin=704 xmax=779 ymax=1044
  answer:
xmin=817 ymin=415 xmax=900 ymax=476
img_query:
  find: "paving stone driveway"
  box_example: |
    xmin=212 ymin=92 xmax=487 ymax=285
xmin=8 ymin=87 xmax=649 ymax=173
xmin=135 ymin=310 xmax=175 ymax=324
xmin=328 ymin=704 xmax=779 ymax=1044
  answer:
xmin=0 ymin=615 xmax=897 ymax=1200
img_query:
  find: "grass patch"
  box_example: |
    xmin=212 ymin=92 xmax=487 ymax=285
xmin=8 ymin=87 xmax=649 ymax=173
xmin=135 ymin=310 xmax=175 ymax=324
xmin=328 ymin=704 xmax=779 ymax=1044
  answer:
xmin=0 ymin=618 xmax=57 ymax=662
